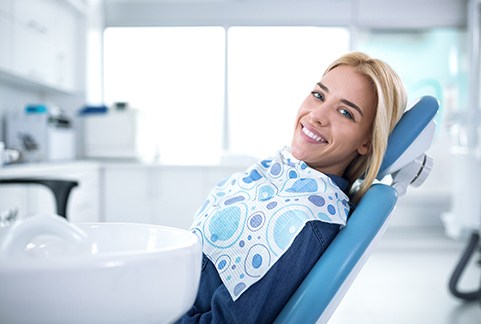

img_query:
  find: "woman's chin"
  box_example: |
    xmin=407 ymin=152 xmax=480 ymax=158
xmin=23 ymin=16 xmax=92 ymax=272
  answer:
xmin=290 ymin=146 xmax=308 ymax=162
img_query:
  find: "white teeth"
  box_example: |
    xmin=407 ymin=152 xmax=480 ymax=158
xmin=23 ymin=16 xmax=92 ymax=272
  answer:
xmin=302 ymin=127 xmax=325 ymax=142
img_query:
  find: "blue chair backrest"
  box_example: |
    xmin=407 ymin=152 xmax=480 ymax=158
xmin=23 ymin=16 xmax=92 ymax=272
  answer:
xmin=378 ymin=95 xmax=439 ymax=179
xmin=274 ymin=95 xmax=439 ymax=323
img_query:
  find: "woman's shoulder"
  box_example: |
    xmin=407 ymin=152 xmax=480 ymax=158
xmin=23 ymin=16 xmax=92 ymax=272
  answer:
xmin=306 ymin=221 xmax=341 ymax=251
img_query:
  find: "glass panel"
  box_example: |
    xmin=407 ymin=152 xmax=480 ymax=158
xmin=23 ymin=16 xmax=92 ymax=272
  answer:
xmin=356 ymin=28 xmax=468 ymax=118
xmin=227 ymin=26 xmax=350 ymax=159
xmin=103 ymin=27 xmax=225 ymax=164
xmin=355 ymin=28 xmax=468 ymax=192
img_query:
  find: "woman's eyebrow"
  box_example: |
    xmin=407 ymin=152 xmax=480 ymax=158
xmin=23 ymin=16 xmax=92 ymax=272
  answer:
xmin=317 ymin=81 xmax=364 ymax=117
xmin=316 ymin=82 xmax=329 ymax=93
xmin=341 ymin=99 xmax=364 ymax=117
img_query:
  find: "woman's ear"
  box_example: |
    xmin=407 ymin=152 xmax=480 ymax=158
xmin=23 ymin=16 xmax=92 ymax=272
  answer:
xmin=357 ymin=140 xmax=371 ymax=156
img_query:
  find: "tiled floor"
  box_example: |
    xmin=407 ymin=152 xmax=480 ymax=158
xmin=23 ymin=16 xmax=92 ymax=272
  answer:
xmin=328 ymin=229 xmax=481 ymax=324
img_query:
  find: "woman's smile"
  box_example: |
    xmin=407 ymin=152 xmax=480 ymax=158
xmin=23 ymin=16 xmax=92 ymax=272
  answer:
xmin=301 ymin=124 xmax=328 ymax=143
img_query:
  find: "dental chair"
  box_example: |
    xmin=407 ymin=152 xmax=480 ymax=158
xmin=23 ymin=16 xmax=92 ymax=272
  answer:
xmin=275 ymin=95 xmax=439 ymax=323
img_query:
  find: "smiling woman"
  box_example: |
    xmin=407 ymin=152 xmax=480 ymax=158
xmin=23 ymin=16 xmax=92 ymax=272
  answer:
xmin=176 ymin=52 xmax=407 ymax=323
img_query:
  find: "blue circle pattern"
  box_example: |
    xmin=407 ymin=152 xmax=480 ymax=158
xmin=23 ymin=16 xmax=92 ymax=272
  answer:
xmin=204 ymin=203 xmax=248 ymax=248
xmin=272 ymin=209 xmax=309 ymax=251
xmin=191 ymin=148 xmax=349 ymax=299
xmin=215 ymin=254 xmax=231 ymax=274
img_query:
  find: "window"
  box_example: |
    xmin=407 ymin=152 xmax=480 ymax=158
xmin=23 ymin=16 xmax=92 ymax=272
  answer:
xmin=227 ymin=27 xmax=349 ymax=158
xmin=355 ymin=28 xmax=467 ymax=115
xmin=354 ymin=28 xmax=468 ymax=192
xmin=104 ymin=27 xmax=225 ymax=164
xmin=103 ymin=26 xmax=350 ymax=163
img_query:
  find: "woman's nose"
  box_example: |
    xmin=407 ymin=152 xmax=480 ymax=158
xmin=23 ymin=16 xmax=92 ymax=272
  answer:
xmin=309 ymin=103 xmax=330 ymax=126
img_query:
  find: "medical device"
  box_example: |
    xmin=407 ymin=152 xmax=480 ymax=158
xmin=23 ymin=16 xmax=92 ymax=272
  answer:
xmin=5 ymin=105 xmax=75 ymax=162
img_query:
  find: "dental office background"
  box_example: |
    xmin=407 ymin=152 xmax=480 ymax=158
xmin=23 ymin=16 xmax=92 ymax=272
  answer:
xmin=0 ymin=0 xmax=473 ymax=237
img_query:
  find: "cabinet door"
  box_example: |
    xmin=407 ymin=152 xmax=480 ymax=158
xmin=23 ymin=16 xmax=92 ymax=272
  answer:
xmin=30 ymin=168 xmax=101 ymax=223
xmin=11 ymin=0 xmax=56 ymax=85
xmin=0 ymin=164 xmax=101 ymax=222
xmin=52 ymin=2 xmax=80 ymax=92
xmin=103 ymin=168 xmax=155 ymax=224
xmin=0 ymin=14 xmax=11 ymax=71
xmin=0 ymin=0 xmax=12 ymax=15
xmin=103 ymin=167 xmax=210 ymax=229
xmin=0 ymin=185 xmax=30 ymax=220
xmin=153 ymin=169 xmax=206 ymax=229
xmin=4 ymin=0 xmax=83 ymax=93
xmin=154 ymin=167 xmax=246 ymax=229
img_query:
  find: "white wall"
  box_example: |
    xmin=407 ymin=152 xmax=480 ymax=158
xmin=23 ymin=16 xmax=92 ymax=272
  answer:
xmin=104 ymin=0 xmax=466 ymax=28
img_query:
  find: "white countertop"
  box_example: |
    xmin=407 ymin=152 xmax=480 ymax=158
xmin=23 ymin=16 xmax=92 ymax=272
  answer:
xmin=0 ymin=160 xmax=101 ymax=177
xmin=0 ymin=158 xmax=250 ymax=177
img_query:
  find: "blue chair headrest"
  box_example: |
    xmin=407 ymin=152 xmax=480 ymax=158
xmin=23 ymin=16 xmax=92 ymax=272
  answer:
xmin=377 ymin=95 xmax=439 ymax=179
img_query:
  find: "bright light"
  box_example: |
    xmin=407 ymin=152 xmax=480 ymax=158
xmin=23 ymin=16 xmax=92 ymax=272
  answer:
xmin=104 ymin=27 xmax=225 ymax=164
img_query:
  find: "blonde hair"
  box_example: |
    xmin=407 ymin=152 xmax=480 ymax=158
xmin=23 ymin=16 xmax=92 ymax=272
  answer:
xmin=324 ymin=52 xmax=407 ymax=202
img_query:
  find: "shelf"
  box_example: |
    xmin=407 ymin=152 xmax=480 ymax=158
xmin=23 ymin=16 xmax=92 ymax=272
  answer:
xmin=67 ymin=0 xmax=88 ymax=15
xmin=0 ymin=67 xmax=83 ymax=96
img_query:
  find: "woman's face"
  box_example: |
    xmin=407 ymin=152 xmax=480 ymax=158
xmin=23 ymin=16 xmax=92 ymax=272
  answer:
xmin=291 ymin=65 xmax=377 ymax=176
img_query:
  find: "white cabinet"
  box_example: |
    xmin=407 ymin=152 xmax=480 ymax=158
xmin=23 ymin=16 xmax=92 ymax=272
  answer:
xmin=12 ymin=0 xmax=56 ymax=84
xmin=0 ymin=0 xmax=11 ymax=71
xmin=0 ymin=162 xmax=243 ymax=228
xmin=2 ymin=0 xmax=84 ymax=93
xmin=30 ymin=164 xmax=101 ymax=223
xmin=152 ymin=168 xmax=207 ymax=229
xmin=52 ymin=3 xmax=80 ymax=92
xmin=0 ymin=0 xmax=11 ymax=15
xmin=103 ymin=167 xmax=156 ymax=224
xmin=103 ymin=166 xmax=208 ymax=229
xmin=103 ymin=165 xmax=239 ymax=229
xmin=0 ymin=162 xmax=101 ymax=223
xmin=0 ymin=14 xmax=11 ymax=71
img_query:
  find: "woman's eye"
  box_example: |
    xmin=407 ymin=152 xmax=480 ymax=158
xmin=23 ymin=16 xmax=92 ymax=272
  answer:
xmin=311 ymin=91 xmax=324 ymax=101
xmin=339 ymin=108 xmax=354 ymax=121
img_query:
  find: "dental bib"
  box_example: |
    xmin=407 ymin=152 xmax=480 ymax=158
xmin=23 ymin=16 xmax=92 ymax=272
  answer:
xmin=190 ymin=147 xmax=349 ymax=301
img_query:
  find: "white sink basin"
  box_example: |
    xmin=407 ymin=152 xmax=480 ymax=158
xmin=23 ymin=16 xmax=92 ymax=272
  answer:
xmin=0 ymin=214 xmax=202 ymax=324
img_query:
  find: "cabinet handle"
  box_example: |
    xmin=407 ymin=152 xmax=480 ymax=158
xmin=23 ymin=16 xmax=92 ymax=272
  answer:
xmin=27 ymin=69 xmax=47 ymax=82
xmin=27 ymin=20 xmax=47 ymax=34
